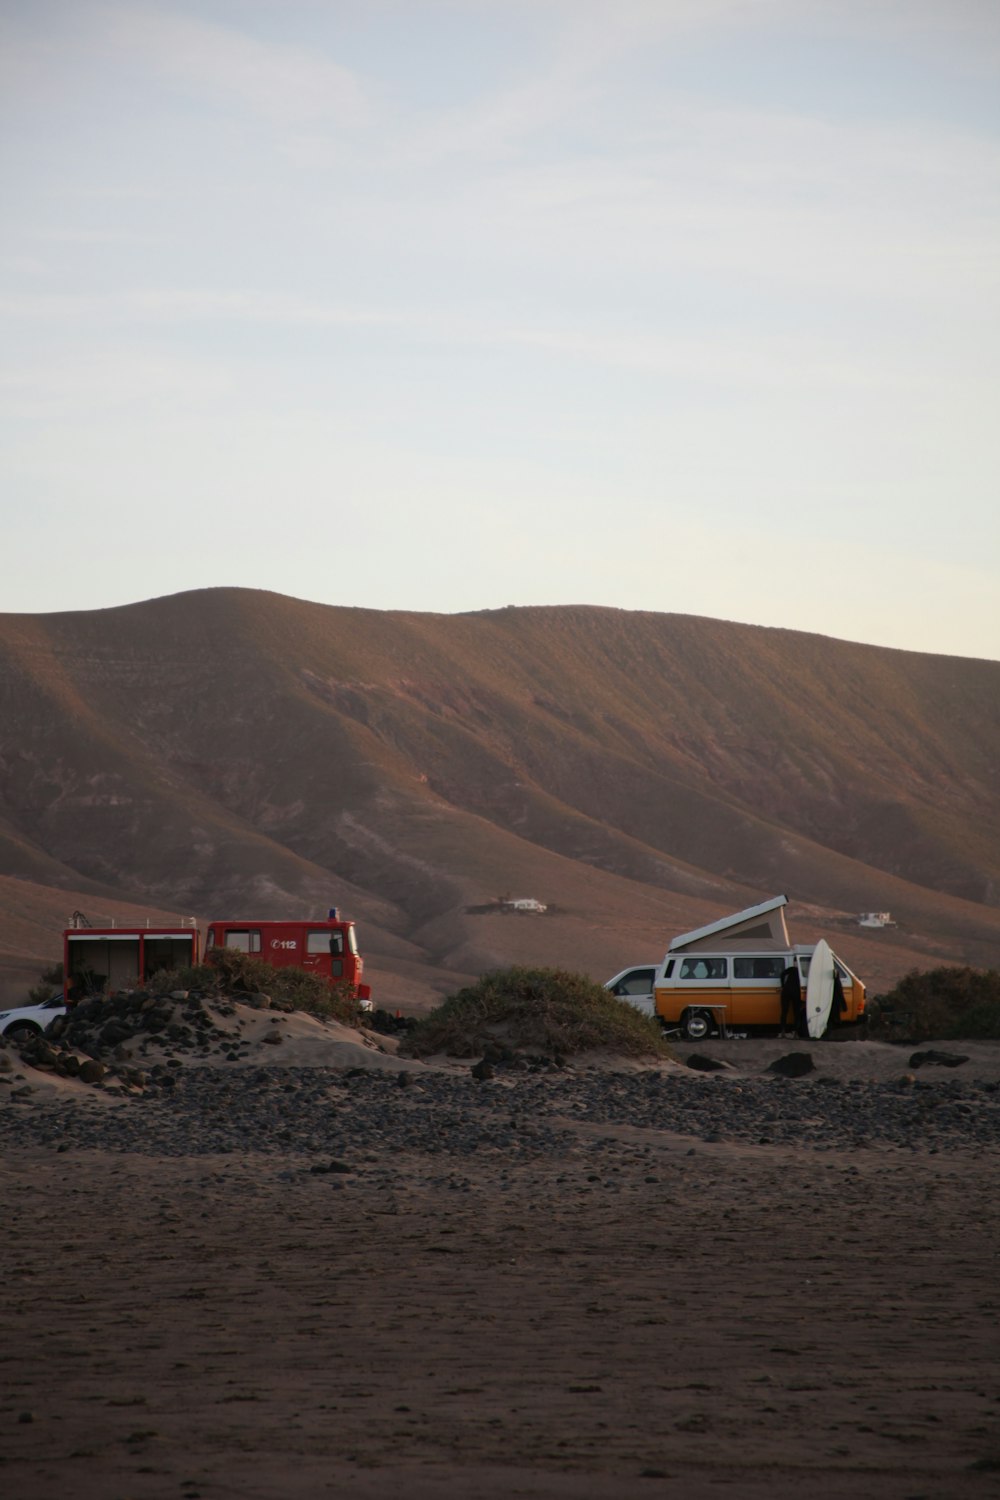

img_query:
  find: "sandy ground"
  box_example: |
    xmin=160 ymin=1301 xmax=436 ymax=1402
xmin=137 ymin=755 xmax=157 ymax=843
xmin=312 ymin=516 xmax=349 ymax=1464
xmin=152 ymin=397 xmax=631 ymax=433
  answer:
xmin=3 ymin=1028 xmax=1000 ymax=1499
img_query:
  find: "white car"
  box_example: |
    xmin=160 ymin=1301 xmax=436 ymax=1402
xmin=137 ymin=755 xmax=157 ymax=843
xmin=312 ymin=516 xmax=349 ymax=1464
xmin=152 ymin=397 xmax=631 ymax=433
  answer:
xmin=604 ymin=966 xmax=658 ymax=1018
xmin=0 ymin=995 xmax=67 ymax=1040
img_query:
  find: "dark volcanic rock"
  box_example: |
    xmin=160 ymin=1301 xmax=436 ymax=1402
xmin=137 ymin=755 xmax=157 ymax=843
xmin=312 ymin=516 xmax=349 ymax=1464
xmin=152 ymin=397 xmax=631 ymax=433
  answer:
xmin=767 ymin=1052 xmax=816 ymax=1078
xmin=684 ymin=1054 xmax=733 ymax=1073
xmin=2 ymin=1053 xmax=998 ymax=1162
xmin=909 ymin=1050 xmax=969 ymax=1069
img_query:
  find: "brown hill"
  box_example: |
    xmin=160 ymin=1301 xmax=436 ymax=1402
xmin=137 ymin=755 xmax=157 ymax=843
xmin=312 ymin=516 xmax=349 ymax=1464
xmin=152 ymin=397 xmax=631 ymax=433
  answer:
xmin=1 ymin=588 xmax=998 ymax=1007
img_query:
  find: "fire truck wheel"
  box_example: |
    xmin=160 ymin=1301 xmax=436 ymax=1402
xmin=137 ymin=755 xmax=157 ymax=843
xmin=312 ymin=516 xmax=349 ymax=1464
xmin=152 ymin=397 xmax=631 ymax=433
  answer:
xmin=681 ymin=1009 xmax=714 ymax=1042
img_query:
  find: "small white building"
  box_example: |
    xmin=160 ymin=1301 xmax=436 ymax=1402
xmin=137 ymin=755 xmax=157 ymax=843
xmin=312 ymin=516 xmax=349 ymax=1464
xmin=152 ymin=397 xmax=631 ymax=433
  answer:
xmin=858 ymin=911 xmax=894 ymax=928
xmin=505 ymin=898 xmax=547 ymax=913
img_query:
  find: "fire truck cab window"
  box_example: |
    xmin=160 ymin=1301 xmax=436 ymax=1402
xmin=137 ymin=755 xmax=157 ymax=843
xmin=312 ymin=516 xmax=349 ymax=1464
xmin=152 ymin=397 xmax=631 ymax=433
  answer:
xmin=225 ymin=930 xmax=260 ymax=953
xmin=679 ymin=957 xmax=728 ymax=980
xmin=307 ymin=930 xmax=343 ymax=956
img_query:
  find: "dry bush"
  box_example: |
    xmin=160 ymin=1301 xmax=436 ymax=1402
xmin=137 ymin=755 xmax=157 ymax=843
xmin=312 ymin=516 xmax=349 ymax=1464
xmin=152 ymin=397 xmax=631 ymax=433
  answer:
xmin=26 ymin=961 xmax=64 ymax=1006
xmin=148 ymin=950 xmax=362 ymax=1026
xmin=400 ymin=966 xmax=670 ymax=1061
xmin=869 ymin=966 xmax=1000 ymax=1042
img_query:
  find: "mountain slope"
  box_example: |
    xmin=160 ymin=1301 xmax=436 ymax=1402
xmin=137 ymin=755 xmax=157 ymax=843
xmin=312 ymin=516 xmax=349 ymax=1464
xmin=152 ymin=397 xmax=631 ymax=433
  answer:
xmin=1 ymin=588 xmax=998 ymax=1005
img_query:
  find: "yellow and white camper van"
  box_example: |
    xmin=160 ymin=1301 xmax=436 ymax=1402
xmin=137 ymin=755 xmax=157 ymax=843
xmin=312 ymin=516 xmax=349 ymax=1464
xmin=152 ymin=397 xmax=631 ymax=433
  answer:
xmin=649 ymin=895 xmax=866 ymax=1040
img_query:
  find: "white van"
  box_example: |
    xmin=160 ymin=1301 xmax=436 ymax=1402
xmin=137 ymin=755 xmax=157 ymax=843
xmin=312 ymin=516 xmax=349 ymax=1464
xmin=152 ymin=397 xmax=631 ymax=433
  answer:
xmin=604 ymin=966 xmax=658 ymax=1017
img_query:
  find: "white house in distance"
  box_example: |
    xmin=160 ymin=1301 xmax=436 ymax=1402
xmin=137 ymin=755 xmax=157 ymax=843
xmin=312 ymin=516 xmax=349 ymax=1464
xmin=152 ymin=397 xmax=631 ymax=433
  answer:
xmin=858 ymin=911 xmax=895 ymax=928
xmin=504 ymin=898 xmax=547 ymax=914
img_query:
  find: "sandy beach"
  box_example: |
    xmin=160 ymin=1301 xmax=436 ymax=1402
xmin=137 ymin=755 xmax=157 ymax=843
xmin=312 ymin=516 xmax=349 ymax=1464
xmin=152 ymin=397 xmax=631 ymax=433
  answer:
xmin=3 ymin=1014 xmax=999 ymax=1499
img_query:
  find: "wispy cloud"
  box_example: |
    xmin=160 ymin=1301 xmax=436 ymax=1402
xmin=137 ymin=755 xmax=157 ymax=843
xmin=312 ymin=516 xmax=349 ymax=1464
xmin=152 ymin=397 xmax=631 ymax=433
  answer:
xmin=0 ymin=283 xmax=984 ymax=411
xmin=393 ymin=0 xmax=756 ymax=163
xmin=101 ymin=3 xmax=371 ymax=128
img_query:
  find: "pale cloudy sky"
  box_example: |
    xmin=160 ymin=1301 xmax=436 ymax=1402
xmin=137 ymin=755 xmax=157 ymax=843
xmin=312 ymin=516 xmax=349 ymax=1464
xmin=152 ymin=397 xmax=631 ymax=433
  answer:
xmin=2 ymin=0 xmax=998 ymax=658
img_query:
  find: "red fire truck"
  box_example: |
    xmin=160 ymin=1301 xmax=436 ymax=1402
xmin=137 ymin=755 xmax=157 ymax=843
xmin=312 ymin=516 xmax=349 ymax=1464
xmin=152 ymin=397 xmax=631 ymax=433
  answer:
xmin=204 ymin=912 xmax=371 ymax=1003
xmin=63 ymin=908 xmax=371 ymax=1005
xmin=63 ymin=918 xmax=199 ymax=999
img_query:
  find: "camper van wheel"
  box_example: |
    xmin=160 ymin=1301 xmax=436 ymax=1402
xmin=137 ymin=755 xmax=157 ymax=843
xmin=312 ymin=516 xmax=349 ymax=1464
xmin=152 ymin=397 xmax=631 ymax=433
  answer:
xmin=682 ymin=1009 xmax=714 ymax=1042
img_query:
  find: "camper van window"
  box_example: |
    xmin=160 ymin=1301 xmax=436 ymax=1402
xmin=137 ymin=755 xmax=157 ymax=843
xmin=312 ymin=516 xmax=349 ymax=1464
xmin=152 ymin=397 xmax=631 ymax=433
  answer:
xmin=663 ymin=959 xmax=675 ymax=978
xmin=225 ymin=930 xmax=261 ymax=954
xmin=734 ymin=957 xmax=785 ymax=980
xmin=679 ymin=957 xmax=728 ymax=980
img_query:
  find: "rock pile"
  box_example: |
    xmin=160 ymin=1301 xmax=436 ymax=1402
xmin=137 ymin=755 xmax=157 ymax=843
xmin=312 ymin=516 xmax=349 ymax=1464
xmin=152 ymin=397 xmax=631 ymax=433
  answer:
xmin=52 ymin=990 xmax=239 ymax=1055
xmin=0 ymin=990 xmax=256 ymax=1093
xmin=468 ymin=1039 xmax=569 ymax=1080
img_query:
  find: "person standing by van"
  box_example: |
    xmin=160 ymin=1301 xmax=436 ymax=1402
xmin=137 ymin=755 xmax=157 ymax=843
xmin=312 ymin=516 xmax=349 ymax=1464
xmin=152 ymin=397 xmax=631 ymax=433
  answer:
xmin=780 ymin=963 xmax=802 ymax=1036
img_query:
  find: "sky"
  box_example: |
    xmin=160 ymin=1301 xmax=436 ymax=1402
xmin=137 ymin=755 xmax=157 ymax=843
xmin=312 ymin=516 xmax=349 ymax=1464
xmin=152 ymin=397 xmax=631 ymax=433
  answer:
xmin=1 ymin=0 xmax=999 ymax=660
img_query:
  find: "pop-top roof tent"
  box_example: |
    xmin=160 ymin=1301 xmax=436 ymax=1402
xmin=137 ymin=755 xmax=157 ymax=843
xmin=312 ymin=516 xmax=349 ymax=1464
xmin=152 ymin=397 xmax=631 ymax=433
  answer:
xmin=668 ymin=895 xmax=791 ymax=954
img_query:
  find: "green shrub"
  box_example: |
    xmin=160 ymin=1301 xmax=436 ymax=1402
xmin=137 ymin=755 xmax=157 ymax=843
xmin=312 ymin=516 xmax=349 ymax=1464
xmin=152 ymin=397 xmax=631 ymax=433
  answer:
xmin=400 ymin=965 xmax=671 ymax=1061
xmin=148 ymin=950 xmax=362 ymax=1026
xmin=868 ymin=966 xmax=1000 ymax=1042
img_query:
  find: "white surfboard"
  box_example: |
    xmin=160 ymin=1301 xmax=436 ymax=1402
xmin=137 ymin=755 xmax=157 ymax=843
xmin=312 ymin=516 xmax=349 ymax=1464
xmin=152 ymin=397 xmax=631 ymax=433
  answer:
xmin=805 ymin=939 xmax=835 ymax=1039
